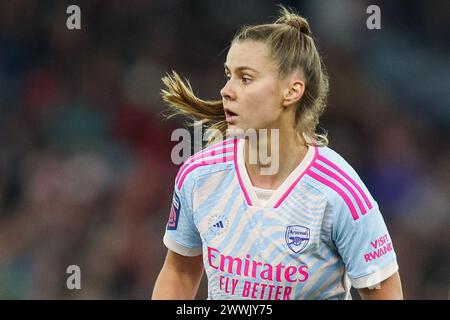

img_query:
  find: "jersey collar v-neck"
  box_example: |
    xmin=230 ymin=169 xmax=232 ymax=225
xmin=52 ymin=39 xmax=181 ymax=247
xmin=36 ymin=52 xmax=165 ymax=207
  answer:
xmin=233 ymin=137 xmax=318 ymax=208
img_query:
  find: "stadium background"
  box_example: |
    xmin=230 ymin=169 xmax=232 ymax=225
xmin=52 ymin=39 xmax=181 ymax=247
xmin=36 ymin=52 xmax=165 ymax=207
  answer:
xmin=0 ymin=0 xmax=448 ymax=299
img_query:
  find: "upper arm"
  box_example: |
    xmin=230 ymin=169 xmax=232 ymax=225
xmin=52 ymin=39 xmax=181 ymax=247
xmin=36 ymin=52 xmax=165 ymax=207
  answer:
xmin=163 ymin=249 xmax=204 ymax=276
xmin=332 ymin=196 xmax=399 ymax=289
xmin=152 ymin=249 xmax=204 ymax=300
xmin=357 ymin=271 xmax=403 ymax=300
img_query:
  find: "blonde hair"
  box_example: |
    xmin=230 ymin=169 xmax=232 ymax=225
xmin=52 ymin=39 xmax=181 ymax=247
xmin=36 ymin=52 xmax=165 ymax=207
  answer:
xmin=161 ymin=5 xmax=329 ymax=146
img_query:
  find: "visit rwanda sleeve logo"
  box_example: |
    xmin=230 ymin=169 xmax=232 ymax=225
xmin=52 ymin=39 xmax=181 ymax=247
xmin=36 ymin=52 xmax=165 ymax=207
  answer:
xmin=286 ymin=225 xmax=310 ymax=253
xmin=167 ymin=193 xmax=181 ymax=230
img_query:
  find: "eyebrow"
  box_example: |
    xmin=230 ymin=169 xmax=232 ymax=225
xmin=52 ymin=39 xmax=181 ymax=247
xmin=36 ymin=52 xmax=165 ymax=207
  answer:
xmin=224 ymin=63 xmax=259 ymax=73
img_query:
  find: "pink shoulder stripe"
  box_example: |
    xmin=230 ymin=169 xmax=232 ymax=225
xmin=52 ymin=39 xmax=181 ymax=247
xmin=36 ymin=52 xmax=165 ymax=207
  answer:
xmin=307 ymin=170 xmax=360 ymax=220
xmin=175 ymin=139 xmax=235 ymax=184
xmin=177 ymin=155 xmax=234 ymax=190
xmin=233 ymin=138 xmax=252 ymax=206
xmin=312 ymin=162 xmax=367 ymax=215
xmin=317 ymin=155 xmax=372 ymax=209
xmin=273 ymin=146 xmax=318 ymax=208
xmin=175 ymin=146 xmax=234 ymax=184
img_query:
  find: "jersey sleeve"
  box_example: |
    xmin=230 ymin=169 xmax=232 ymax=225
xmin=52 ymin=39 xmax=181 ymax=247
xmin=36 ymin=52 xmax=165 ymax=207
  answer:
xmin=332 ymin=199 xmax=399 ymax=289
xmin=163 ymin=176 xmax=202 ymax=257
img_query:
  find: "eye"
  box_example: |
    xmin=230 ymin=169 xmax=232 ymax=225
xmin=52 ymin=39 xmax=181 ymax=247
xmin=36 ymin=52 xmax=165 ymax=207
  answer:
xmin=224 ymin=72 xmax=231 ymax=80
xmin=242 ymin=76 xmax=252 ymax=84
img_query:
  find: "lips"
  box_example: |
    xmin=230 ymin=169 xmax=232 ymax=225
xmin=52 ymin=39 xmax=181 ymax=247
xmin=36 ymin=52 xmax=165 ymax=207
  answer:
xmin=224 ymin=108 xmax=238 ymax=123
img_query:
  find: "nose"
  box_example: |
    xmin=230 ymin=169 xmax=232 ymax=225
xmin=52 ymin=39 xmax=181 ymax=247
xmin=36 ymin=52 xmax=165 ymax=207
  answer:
xmin=220 ymin=79 xmax=236 ymax=101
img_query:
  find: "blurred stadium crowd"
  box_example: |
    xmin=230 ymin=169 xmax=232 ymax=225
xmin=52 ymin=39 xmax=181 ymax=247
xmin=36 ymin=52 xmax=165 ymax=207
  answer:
xmin=0 ymin=0 xmax=448 ymax=299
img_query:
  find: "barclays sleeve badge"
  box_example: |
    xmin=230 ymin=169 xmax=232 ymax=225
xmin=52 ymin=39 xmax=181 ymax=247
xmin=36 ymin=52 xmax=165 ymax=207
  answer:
xmin=167 ymin=193 xmax=181 ymax=230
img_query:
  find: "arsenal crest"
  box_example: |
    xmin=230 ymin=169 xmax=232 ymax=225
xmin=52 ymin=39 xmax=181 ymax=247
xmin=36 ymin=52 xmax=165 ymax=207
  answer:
xmin=285 ymin=225 xmax=310 ymax=254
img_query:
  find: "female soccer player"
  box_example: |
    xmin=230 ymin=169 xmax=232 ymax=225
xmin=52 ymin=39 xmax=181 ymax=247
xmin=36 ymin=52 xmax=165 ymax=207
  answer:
xmin=152 ymin=7 xmax=403 ymax=300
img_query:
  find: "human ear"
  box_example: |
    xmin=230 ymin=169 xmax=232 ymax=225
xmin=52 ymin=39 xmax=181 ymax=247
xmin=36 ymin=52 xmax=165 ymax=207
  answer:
xmin=282 ymin=80 xmax=305 ymax=107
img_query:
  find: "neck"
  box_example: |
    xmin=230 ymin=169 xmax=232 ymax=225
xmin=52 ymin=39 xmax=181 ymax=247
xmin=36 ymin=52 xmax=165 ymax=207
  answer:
xmin=244 ymin=127 xmax=308 ymax=190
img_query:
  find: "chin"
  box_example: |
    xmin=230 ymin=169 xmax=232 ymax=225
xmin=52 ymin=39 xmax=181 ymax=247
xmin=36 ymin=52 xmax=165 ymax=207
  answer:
xmin=226 ymin=124 xmax=246 ymax=138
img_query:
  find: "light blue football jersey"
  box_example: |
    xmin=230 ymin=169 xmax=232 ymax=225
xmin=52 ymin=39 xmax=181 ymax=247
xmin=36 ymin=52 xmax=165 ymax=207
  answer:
xmin=163 ymin=138 xmax=399 ymax=300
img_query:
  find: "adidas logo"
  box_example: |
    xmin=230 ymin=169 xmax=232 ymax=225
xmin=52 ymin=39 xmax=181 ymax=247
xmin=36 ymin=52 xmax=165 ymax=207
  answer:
xmin=212 ymin=221 xmax=224 ymax=229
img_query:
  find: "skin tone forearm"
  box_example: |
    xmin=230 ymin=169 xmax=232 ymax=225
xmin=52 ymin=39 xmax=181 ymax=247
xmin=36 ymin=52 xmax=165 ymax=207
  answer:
xmin=152 ymin=251 xmax=204 ymax=300
xmin=152 ymin=267 xmax=202 ymax=299
xmin=357 ymin=272 xmax=403 ymax=300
